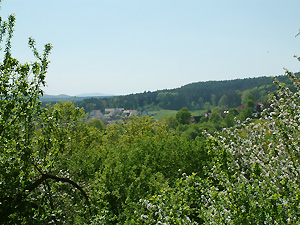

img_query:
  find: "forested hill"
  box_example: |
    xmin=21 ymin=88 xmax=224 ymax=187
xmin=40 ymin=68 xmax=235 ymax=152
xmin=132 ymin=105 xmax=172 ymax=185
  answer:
xmin=75 ymin=72 xmax=299 ymax=112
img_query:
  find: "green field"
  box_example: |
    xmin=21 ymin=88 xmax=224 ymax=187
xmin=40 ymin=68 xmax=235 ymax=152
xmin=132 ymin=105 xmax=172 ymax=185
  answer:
xmin=190 ymin=110 xmax=206 ymax=116
xmin=149 ymin=110 xmax=177 ymax=120
xmin=149 ymin=109 xmax=206 ymax=120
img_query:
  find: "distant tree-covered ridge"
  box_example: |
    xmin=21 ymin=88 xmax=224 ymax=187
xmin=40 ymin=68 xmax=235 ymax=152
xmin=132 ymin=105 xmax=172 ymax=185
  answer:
xmin=72 ymin=73 xmax=299 ymax=113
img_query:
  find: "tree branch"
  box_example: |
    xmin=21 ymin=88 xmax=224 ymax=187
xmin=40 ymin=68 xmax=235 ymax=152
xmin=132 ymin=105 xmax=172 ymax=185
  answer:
xmin=27 ymin=173 xmax=91 ymax=214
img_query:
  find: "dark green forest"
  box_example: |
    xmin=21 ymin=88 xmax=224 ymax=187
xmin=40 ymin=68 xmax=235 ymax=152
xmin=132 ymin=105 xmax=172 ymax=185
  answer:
xmin=2 ymin=6 xmax=300 ymax=225
xmin=73 ymin=73 xmax=299 ymax=113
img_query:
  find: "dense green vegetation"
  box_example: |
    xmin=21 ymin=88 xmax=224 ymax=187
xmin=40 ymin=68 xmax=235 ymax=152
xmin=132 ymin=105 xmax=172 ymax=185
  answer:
xmin=73 ymin=73 xmax=299 ymax=113
xmin=2 ymin=5 xmax=300 ymax=224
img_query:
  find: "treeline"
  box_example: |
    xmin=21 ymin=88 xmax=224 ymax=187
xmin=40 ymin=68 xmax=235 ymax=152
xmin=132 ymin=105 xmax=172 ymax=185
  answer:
xmin=75 ymin=73 xmax=299 ymax=113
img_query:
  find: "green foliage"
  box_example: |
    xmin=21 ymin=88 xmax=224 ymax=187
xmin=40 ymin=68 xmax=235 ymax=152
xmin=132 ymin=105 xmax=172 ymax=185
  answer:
xmin=224 ymin=108 xmax=239 ymax=127
xmin=181 ymin=123 xmax=203 ymax=140
xmin=87 ymin=118 xmax=106 ymax=131
xmin=34 ymin=101 xmax=103 ymax=222
xmin=156 ymin=92 xmax=179 ymax=109
xmin=132 ymin=137 xmax=218 ymax=224
xmin=176 ymin=107 xmax=192 ymax=125
xmin=0 ymin=10 xmax=54 ymax=223
xmin=224 ymin=111 xmax=235 ymax=127
xmin=218 ymin=94 xmax=229 ymax=109
xmin=239 ymin=106 xmax=253 ymax=121
xmin=243 ymin=93 xmax=255 ymax=108
xmin=86 ymin=102 xmax=97 ymax=112
xmin=73 ymin=73 xmax=300 ymax=112
xmin=88 ymin=116 xmax=211 ymax=223
xmin=163 ymin=115 xmax=179 ymax=130
xmin=136 ymin=70 xmax=300 ymax=224
xmin=2 ymin=3 xmax=300 ymax=224
xmin=241 ymin=89 xmax=252 ymax=105
xmin=0 ymin=8 xmax=94 ymax=224
xmin=229 ymin=107 xmax=239 ymax=116
xmin=211 ymin=106 xmax=222 ymax=114
xmin=211 ymin=94 xmax=217 ymax=106
xmin=209 ymin=112 xmax=223 ymax=128
xmin=198 ymin=97 xmax=204 ymax=109
xmin=133 ymin=173 xmax=207 ymax=224
xmin=197 ymin=71 xmax=300 ymax=224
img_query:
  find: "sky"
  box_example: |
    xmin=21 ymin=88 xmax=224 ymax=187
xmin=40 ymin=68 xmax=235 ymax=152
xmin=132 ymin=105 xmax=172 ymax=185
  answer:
xmin=1 ymin=0 xmax=300 ymax=96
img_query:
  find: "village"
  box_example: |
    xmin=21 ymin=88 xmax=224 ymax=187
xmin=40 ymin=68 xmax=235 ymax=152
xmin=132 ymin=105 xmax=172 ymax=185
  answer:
xmin=87 ymin=100 xmax=268 ymax=126
xmin=87 ymin=108 xmax=150 ymax=124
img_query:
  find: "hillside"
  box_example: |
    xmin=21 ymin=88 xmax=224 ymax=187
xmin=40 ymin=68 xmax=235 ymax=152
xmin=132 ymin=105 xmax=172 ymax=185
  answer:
xmin=50 ymin=73 xmax=299 ymax=113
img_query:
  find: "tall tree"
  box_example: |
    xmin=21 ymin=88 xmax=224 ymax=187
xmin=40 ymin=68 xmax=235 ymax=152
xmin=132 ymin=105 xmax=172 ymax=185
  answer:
xmin=176 ymin=107 xmax=192 ymax=125
xmin=0 ymin=6 xmax=91 ymax=224
xmin=218 ymin=94 xmax=229 ymax=109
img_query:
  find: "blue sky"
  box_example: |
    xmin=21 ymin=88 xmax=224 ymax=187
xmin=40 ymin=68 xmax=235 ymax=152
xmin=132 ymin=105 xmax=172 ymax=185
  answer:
xmin=1 ymin=0 xmax=300 ymax=96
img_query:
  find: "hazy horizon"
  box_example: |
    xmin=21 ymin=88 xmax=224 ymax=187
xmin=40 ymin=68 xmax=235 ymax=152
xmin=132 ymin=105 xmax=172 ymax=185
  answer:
xmin=43 ymin=72 xmax=297 ymax=97
xmin=2 ymin=0 xmax=300 ymax=95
